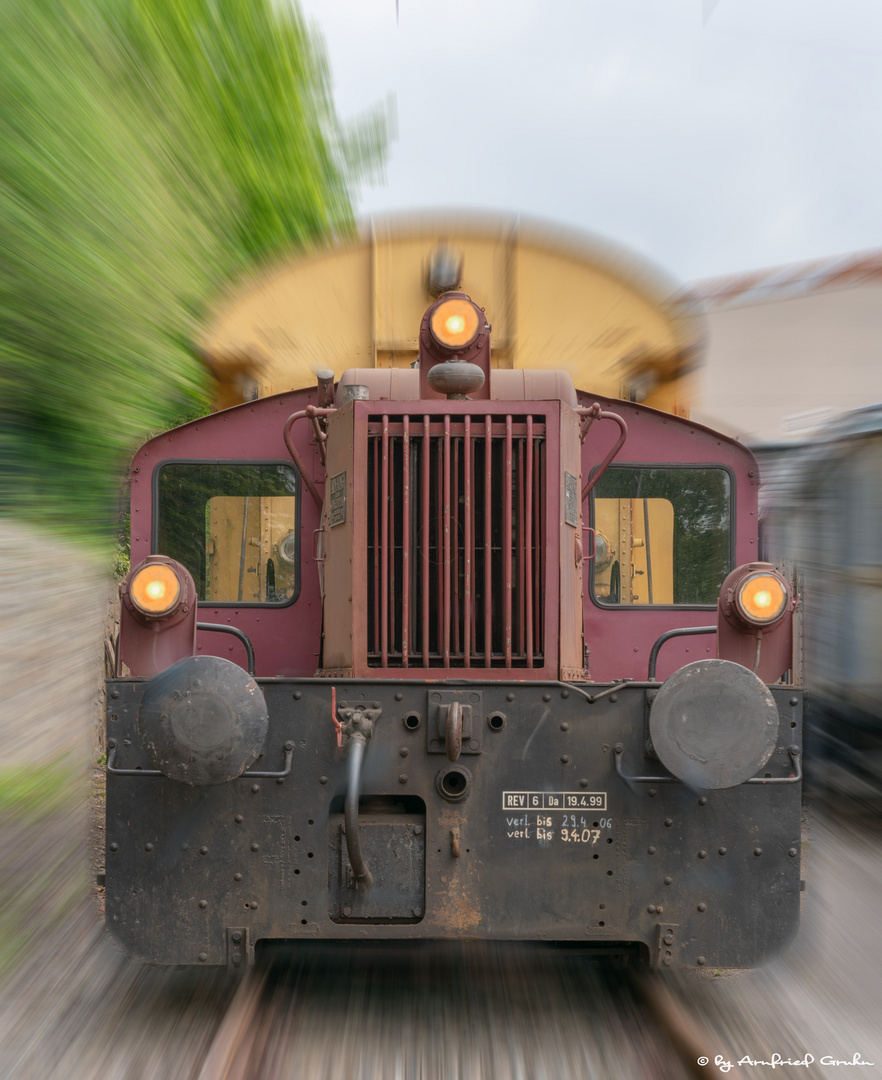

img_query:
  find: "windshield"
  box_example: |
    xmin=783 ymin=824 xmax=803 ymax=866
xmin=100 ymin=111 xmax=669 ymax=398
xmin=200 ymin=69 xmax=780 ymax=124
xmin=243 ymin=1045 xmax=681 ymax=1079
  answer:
xmin=590 ymin=465 xmax=731 ymax=606
xmin=155 ymin=462 xmax=300 ymax=605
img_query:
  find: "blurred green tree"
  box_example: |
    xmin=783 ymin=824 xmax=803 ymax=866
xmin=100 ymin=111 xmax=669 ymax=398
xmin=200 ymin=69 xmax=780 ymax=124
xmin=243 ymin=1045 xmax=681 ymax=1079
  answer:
xmin=0 ymin=0 xmax=389 ymax=548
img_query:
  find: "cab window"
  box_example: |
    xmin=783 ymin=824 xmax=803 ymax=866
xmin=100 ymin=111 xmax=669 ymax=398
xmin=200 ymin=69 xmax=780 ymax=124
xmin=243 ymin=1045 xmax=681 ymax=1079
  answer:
xmin=591 ymin=465 xmax=731 ymax=606
xmin=155 ymin=462 xmax=299 ymax=605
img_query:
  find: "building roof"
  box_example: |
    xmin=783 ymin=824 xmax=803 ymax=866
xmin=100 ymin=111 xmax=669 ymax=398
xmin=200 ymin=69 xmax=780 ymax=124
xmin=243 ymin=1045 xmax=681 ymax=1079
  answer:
xmin=687 ymin=249 xmax=882 ymax=310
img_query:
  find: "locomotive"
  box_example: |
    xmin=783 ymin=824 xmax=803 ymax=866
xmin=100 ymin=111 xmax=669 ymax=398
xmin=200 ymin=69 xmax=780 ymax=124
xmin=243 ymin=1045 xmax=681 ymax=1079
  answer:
xmin=106 ymin=235 xmax=803 ymax=970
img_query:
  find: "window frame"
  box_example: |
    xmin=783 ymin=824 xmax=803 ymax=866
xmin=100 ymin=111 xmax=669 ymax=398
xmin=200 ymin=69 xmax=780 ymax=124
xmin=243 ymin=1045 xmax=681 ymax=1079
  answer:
xmin=151 ymin=458 xmax=302 ymax=608
xmin=587 ymin=460 xmax=736 ymax=611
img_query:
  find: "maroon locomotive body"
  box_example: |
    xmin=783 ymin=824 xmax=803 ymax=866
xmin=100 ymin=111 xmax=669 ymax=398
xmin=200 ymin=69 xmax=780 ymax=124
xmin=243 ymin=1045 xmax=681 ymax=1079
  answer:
xmin=106 ymin=290 xmax=802 ymax=969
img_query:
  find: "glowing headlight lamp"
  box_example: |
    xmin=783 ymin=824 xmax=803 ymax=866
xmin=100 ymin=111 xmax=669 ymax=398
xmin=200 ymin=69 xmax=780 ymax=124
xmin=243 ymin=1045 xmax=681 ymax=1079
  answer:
xmin=129 ymin=561 xmax=184 ymax=618
xmin=429 ymin=297 xmax=481 ymax=351
xmin=733 ymin=569 xmax=789 ymax=627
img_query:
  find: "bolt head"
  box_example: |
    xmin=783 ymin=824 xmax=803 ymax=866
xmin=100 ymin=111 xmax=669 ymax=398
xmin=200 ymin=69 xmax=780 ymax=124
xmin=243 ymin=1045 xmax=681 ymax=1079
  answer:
xmin=413 ymin=825 xmax=423 ymax=835
xmin=718 ymin=847 xmax=727 ymax=856
xmin=698 ymin=849 xmax=707 ymax=859
xmin=144 ymin=842 xmax=153 ymax=852
xmin=199 ymin=846 xmax=208 ymax=856
xmin=109 ymin=842 xmax=118 ymax=852
xmin=754 ymin=848 xmax=763 ymax=857
xmin=198 ymin=953 xmax=208 ymax=962
xmin=788 ymin=847 xmax=798 ymax=857
xmin=697 ymin=956 xmax=707 ymax=966
xmin=663 ymin=876 xmax=672 ymax=885
xmin=234 ymin=873 xmax=243 ymax=882
xmin=319 ymin=775 xmax=328 ymax=785
xmin=343 ymin=906 xmax=352 ymax=917
xmin=697 ymin=903 xmax=707 ymax=912
xmin=251 ymin=784 xmax=260 ymax=794
xmin=399 ymin=774 xmax=408 ymax=784
xmin=198 ymin=900 xmax=207 ymax=910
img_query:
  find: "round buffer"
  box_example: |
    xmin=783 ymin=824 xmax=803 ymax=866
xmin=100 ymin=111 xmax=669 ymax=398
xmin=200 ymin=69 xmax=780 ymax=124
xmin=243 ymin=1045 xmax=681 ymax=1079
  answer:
xmin=649 ymin=659 xmax=780 ymax=789
xmin=138 ymin=655 xmax=269 ymax=786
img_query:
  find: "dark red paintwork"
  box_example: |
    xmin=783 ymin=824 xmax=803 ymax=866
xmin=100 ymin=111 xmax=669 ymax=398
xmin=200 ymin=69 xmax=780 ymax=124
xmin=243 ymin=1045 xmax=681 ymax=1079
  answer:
xmin=129 ymin=382 xmax=765 ymax=686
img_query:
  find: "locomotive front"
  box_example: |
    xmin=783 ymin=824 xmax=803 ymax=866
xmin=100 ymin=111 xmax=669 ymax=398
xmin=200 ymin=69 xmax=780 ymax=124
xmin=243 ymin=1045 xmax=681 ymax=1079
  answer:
xmin=105 ymin=289 xmax=803 ymax=969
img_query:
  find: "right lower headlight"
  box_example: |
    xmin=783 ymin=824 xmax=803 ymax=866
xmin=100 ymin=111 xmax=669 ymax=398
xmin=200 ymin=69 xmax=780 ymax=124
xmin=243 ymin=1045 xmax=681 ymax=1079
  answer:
xmin=733 ymin=569 xmax=788 ymax=626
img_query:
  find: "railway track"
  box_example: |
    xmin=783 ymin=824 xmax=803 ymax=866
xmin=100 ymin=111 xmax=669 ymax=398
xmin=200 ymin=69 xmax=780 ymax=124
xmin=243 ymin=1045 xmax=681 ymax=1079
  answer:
xmin=197 ymin=945 xmax=719 ymax=1080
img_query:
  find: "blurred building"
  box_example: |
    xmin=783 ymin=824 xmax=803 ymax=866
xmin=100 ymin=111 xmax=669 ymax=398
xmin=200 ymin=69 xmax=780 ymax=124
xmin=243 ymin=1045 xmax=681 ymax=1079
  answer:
xmin=688 ymin=250 xmax=882 ymax=444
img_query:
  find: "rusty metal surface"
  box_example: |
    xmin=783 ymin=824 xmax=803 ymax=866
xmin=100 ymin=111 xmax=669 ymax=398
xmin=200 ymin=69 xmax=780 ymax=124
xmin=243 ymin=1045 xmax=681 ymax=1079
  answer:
xmin=106 ymin=678 xmax=802 ymax=968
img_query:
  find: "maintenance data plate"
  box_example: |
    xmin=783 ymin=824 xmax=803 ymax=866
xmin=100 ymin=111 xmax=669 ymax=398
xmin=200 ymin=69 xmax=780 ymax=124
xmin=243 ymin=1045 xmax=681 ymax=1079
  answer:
xmin=502 ymin=791 xmax=607 ymax=810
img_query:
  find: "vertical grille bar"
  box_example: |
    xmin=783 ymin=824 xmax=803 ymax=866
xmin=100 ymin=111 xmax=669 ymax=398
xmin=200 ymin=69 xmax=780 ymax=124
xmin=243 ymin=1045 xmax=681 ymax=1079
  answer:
xmin=372 ymin=436 xmax=380 ymax=652
xmin=401 ymin=416 xmax=410 ymax=667
xmin=463 ymin=416 xmax=472 ymax=668
xmin=380 ymin=415 xmax=390 ymax=667
xmin=442 ymin=415 xmax=451 ymax=666
xmin=525 ymin=416 xmax=534 ymax=666
xmin=504 ymin=415 xmax=513 ymax=667
xmin=421 ymin=415 xmax=430 ymax=667
xmin=435 ymin=443 xmax=443 ymax=656
xmin=517 ymin=436 xmax=525 ymax=659
xmin=453 ymin=433 xmax=461 ymax=658
xmin=484 ymin=415 xmax=493 ymax=665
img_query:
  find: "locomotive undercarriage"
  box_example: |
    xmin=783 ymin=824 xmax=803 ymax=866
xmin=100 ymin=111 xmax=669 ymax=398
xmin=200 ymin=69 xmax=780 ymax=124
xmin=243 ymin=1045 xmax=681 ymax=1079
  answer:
xmin=105 ymin=679 xmax=803 ymax=970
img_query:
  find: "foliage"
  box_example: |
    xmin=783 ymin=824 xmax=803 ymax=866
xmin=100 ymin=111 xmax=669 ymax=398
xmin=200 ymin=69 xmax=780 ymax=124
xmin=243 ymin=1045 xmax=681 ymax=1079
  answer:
xmin=0 ymin=0 xmax=389 ymax=547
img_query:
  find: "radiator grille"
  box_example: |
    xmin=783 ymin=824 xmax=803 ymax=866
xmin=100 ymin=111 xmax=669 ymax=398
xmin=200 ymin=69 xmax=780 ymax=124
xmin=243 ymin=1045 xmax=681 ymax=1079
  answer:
xmin=366 ymin=414 xmax=546 ymax=668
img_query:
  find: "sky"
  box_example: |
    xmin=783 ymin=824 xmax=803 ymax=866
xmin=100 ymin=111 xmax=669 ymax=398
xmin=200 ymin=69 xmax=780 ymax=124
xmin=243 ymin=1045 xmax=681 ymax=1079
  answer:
xmin=297 ymin=0 xmax=882 ymax=284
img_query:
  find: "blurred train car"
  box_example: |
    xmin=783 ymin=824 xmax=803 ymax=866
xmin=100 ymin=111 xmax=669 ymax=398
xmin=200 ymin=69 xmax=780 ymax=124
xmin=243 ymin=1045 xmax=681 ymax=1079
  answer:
xmin=759 ymin=405 xmax=882 ymax=793
xmin=105 ymin=215 xmax=804 ymax=971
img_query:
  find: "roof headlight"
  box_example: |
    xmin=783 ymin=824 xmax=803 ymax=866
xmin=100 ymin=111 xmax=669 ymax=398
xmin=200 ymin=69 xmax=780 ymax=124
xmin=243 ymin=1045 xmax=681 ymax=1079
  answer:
xmin=429 ymin=298 xmax=480 ymax=351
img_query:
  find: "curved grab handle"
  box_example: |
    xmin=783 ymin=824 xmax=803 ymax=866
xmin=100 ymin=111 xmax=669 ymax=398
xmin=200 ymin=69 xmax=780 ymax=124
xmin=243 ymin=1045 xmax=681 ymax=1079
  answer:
xmin=578 ymin=404 xmax=628 ymax=501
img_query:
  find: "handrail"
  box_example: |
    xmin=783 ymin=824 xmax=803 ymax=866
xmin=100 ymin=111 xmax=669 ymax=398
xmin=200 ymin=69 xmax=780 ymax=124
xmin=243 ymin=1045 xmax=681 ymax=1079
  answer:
xmin=647 ymin=626 xmax=716 ymax=680
xmin=282 ymin=405 xmax=337 ymax=510
xmin=578 ymin=404 xmax=628 ymax=500
xmin=196 ymin=622 xmax=256 ymax=676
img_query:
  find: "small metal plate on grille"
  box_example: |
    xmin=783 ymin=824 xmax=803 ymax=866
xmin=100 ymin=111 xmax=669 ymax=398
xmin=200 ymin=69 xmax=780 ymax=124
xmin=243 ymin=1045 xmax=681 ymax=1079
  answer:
xmin=649 ymin=659 xmax=779 ymax=789
xmin=564 ymin=471 xmax=579 ymax=527
xmin=329 ymin=471 xmax=346 ymax=527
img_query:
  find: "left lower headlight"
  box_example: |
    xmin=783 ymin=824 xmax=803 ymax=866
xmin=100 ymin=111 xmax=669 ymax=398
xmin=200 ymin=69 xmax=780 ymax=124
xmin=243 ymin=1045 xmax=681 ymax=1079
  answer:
xmin=130 ymin=562 xmax=183 ymax=618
